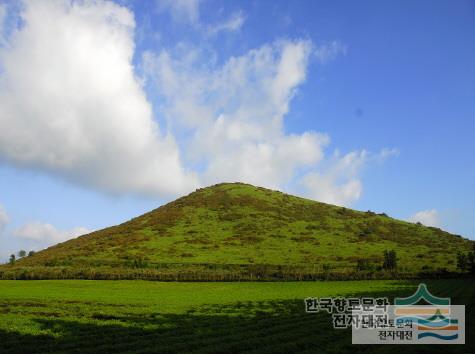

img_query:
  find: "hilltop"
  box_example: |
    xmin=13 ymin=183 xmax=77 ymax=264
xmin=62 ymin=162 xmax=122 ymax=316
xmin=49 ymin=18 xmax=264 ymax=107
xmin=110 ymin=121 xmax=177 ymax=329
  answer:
xmin=1 ymin=183 xmax=472 ymax=280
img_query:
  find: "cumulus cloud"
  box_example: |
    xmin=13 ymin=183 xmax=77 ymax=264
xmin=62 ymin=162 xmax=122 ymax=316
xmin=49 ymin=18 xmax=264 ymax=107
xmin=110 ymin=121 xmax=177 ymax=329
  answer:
xmin=409 ymin=209 xmax=440 ymax=227
xmin=13 ymin=222 xmax=90 ymax=244
xmin=0 ymin=0 xmax=198 ymax=197
xmin=158 ymin=0 xmax=244 ymax=36
xmin=0 ymin=1 xmax=395 ymax=207
xmin=142 ymin=38 xmax=397 ymax=204
xmin=299 ymin=149 xmax=399 ymax=206
xmin=143 ymin=39 xmax=332 ymax=189
xmin=378 ymin=148 xmax=400 ymax=160
xmin=0 ymin=4 xmax=6 ymax=45
xmin=314 ymin=41 xmax=347 ymax=64
xmin=299 ymin=150 xmax=367 ymax=206
xmin=207 ymin=11 xmax=245 ymax=36
xmin=0 ymin=204 xmax=9 ymax=234
xmin=158 ymin=0 xmax=201 ymax=25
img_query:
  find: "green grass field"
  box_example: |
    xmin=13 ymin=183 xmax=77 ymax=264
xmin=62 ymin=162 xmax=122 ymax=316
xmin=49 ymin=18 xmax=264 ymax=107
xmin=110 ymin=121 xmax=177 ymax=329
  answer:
xmin=1 ymin=279 xmax=473 ymax=353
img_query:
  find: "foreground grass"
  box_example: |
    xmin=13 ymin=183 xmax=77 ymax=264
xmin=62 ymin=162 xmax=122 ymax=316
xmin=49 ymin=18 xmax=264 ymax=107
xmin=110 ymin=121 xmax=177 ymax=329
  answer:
xmin=0 ymin=280 xmax=412 ymax=314
xmin=0 ymin=279 xmax=473 ymax=353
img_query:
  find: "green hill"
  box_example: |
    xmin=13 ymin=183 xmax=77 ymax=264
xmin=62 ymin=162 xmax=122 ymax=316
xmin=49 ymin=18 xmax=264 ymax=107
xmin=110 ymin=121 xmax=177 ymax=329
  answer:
xmin=2 ymin=183 xmax=472 ymax=280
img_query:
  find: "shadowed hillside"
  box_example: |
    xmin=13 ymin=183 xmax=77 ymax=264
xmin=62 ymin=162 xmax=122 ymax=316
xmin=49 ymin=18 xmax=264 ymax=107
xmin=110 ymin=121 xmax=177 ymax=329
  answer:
xmin=1 ymin=183 xmax=471 ymax=280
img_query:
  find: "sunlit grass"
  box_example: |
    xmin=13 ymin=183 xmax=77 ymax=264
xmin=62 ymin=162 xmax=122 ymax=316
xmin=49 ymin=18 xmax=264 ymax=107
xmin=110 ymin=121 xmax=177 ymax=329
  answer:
xmin=0 ymin=279 xmax=472 ymax=353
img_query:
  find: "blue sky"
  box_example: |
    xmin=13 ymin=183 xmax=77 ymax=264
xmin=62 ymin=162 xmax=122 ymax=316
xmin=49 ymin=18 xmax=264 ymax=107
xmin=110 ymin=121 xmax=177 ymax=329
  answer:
xmin=0 ymin=0 xmax=474 ymax=260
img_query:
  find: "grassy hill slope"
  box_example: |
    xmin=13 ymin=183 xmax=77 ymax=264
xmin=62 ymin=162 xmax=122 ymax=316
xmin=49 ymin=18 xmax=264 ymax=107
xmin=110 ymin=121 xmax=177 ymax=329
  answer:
xmin=2 ymin=183 xmax=472 ymax=280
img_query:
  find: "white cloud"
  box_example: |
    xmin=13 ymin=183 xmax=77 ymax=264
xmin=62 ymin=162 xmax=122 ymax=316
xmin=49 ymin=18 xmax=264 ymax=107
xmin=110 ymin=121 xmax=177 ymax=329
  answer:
xmin=299 ymin=150 xmax=367 ymax=206
xmin=409 ymin=209 xmax=440 ymax=227
xmin=143 ymin=39 xmax=332 ymax=189
xmin=158 ymin=0 xmax=244 ymax=36
xmin=378 ymin=147 xmax=400 ymax=160
xmin=0 ymin=0 xmax=198 ymax=197
xmin=314 ymin=41 xmax=347 ymax=64
xmin=158 ymin=0 xmax=201 ymax=25
xmin=0 ymin=1 xmax=395 ymax=207
xmin=13 ymin=222 xmax=90 ymax=244
xmin=0 ymin=3 xmax=6 ymax=45
xmin=299 ymin=148 xmax=398 ymax=206
xmin=143 ymin=39 xmax=397 ymax=203
xmin=301 ymin=174 xmax=362 ymax=207
xmin=0 ymin=204 xmax=9 ymax=234
xmin=207 ymin=11 xmax=245 ymax=36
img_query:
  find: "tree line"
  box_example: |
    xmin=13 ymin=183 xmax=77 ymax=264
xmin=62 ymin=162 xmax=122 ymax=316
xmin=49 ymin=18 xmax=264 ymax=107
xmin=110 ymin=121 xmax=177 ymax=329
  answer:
xmin=9 ymin=250 xmax=35 ymax=264
xmin=456 ymin=243 xmax=475 ymax=274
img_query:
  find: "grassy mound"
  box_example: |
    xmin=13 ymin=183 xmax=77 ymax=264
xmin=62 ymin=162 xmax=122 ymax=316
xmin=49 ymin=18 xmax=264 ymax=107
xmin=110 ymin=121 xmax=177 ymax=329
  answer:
xmin=2 ymin=183 xmax=471 ymax=280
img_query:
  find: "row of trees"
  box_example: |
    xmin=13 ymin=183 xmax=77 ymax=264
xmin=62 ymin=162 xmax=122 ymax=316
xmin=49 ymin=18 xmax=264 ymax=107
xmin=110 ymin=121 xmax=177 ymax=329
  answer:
xmin=456 ymin=243 xmax=475 ymax=274
xmin=359 ymin=247 xmax=475 ymax=275
xmin=382 ymin=250 xmax=397 ymax=270
xmin=356 ymin=250 xmax=397 ymax=272
xmin=9 ymin=250 xmax=35 ymax=264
